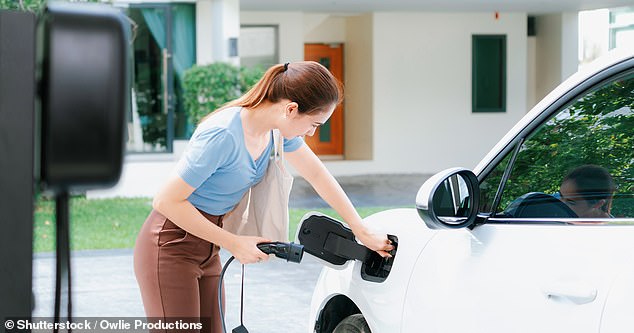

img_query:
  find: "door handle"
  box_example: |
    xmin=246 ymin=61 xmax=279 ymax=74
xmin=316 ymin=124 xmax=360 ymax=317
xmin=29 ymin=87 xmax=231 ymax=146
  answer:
xmin=542 ymin=282 xmax=597 ymax=305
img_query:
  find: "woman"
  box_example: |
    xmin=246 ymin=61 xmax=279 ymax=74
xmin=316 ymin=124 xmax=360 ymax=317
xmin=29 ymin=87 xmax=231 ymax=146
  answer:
xmin=134 ymin=61 xmax=394 ymax=332
xmin=559 ymin=164 xmax=616 ymax=218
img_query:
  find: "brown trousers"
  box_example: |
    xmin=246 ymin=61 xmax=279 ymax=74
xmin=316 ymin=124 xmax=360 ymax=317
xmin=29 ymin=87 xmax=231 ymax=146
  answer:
xmin=134 ymin=209 xmax=225 ymax=333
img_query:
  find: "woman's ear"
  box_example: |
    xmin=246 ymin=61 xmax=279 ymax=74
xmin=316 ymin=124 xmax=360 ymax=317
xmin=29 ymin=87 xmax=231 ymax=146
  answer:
xmin=285 ymin=102 xmax=299 ymax=118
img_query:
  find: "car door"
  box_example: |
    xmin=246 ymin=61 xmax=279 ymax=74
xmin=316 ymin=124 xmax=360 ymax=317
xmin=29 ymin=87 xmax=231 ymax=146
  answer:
xmin=405 ymin=62 xmax=634 ymax=333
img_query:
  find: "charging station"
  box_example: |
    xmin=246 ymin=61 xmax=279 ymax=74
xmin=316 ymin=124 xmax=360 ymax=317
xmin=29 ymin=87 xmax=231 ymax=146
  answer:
xmin=0 ymin=3 xmax=130 ymax=322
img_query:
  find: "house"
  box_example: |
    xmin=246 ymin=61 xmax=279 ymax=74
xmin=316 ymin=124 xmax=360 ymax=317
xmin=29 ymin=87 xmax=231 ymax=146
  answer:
xmin=89 ymin=0 xmax=634 ymax=198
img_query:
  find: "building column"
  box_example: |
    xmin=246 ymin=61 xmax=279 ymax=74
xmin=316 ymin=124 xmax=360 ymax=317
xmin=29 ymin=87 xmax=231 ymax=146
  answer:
xmin=560 ymin=12 xmax=579 ymax=80
xmin=534 ymin=12 xmax=579 ymax=103
xmin=196 ymin=0 xmax=240 ymax=66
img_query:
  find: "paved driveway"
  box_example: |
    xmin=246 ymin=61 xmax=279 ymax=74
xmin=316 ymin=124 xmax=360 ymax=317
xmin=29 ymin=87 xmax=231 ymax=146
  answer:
xmin=33 ymin=249 xmax=323 ymax=332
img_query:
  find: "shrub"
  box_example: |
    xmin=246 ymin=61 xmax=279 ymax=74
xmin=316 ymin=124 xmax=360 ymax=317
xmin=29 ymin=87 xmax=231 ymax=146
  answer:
xmin=183 ymin=62 xmax=264 ymax=125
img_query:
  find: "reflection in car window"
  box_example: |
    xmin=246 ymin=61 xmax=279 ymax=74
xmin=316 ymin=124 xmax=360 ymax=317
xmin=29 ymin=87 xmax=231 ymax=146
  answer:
xmin=487 ymin=72 xmax=634 ymax=219
xmin=479 ymin=153 xmax=512 ymax=215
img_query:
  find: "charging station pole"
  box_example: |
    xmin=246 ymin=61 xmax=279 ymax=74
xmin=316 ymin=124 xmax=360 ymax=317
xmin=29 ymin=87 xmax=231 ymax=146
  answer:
xmin=0 ymin=10 xmax=37 ymax=319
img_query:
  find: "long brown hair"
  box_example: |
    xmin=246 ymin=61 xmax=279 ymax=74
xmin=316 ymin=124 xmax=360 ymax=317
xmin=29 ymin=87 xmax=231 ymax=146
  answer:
xmin=203 ymin=61 xmax=343 ymax=122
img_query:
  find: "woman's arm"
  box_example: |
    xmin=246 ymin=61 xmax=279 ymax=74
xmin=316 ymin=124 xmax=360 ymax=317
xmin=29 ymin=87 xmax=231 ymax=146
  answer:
xmin=152 ymin=175 xmax=270 ymax=264
xmin=285 ymin=145 xmax=394 ymax=257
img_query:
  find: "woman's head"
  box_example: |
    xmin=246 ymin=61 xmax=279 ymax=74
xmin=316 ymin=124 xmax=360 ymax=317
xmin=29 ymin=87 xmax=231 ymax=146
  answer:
xmin=232 ymin=61 xmax=343 ymax=116
xmin=560 ymin=164 xmax=616 ymax=217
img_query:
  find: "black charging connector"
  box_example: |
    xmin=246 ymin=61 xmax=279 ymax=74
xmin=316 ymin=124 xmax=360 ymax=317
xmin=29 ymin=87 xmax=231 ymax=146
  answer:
xmin=298 ymin=213 xmax=398 ymax=283
xmin=232 ymin=324 xmax=249 ymax=333
xmin=256 ymin=241 xmax=304 ymax=263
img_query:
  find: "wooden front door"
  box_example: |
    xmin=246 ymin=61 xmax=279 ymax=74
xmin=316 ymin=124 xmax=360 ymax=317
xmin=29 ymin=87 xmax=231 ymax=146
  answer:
xmin=304 ymin=43 xmax=344 ymax=156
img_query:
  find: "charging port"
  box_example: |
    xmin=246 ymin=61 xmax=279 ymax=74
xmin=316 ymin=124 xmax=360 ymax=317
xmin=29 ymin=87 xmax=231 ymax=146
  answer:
xmin=361 ymin=235 xmax=398 ymax=282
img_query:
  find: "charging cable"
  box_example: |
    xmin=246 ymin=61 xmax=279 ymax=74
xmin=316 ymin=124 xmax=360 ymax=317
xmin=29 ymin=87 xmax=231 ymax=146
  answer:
xmin=218 ymin=242 xmax=304 ymax=333
xmin=54 ymin=191 xmax=72 ymax=333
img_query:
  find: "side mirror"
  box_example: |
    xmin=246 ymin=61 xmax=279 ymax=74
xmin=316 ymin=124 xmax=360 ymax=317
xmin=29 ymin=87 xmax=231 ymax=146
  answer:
xmin=416 ymin=168 xmax=480 ymax=229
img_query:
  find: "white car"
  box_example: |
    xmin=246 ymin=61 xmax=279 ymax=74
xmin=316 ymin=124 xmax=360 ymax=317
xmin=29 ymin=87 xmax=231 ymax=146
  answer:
xmin=298 ymin=49 xmax=634 ymax=333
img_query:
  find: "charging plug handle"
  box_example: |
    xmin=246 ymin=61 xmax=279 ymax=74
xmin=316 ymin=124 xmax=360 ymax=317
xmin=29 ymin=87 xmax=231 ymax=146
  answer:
xmin=324 ymin=233 xmax=372 ymax=261
xmin=257 ymin=242 xmax=304 ymax=263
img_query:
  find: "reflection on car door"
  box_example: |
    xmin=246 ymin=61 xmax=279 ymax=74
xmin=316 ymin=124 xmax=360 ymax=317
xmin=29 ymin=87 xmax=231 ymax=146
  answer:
xmin=404 ymin=222 xmax=634 ymax=333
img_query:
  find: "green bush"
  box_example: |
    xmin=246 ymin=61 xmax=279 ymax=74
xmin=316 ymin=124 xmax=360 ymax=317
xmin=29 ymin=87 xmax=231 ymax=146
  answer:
xmin=0 ymin=0 xmax=101 ymax=13
xmin=183 ymin=62 xmax=265 ymax=125
xmin=240 ymin=65 xmax=266 ymax=93
xmin=0 ymin=0 xmax=46 ymax=12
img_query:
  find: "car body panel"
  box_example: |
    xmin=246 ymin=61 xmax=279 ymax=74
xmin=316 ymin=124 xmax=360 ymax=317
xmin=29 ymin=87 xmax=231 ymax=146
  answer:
xmin=307 ymin=208 xmax=437 ymax=332
xmin=600 ymin=268 xmax=634 ymax=333
xmin=405 ymin=223 xmax=634 ymax=333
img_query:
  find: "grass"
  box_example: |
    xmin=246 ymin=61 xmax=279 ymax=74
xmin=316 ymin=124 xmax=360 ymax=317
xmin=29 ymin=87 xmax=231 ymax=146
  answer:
xmin=34 ymin=197 xmax=406 ymax=253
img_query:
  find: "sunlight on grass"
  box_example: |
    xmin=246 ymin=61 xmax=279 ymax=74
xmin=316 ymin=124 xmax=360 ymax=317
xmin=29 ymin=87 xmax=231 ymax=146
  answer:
xmin=34 ymin=197 xmax=405 ymax=253
xmin=34 ymin=197 xmax=154 ymax=252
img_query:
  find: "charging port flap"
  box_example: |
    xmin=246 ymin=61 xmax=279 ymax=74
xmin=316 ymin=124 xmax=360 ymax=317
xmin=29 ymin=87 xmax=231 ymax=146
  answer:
xmin=297 ymin=212 xmax=362 ymax=266
xmin=297 ymin=212 xmax=398 ymax=282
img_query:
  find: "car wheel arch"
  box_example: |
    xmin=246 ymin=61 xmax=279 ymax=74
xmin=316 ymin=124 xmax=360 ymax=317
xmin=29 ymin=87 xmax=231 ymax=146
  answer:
xmin=315 ymin=294 xmax=363 ymax=333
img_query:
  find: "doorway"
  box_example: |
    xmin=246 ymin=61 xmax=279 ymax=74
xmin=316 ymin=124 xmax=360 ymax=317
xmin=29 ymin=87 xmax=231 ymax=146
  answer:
xmin=126 ymin=4 xmax=196 ymax=153
xmin=304 ymin=43 xmax=344 ymax=157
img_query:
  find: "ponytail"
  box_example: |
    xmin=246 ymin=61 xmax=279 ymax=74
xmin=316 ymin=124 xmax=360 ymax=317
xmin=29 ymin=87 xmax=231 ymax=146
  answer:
xmin=202 ymin=61 xmax=342 ymax=123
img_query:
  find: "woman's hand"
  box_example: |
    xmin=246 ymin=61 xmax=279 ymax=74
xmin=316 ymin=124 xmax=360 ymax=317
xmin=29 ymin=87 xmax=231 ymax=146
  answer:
xmin=353 ymin=226 xmax=394 ymax=258
xmin=224 ymin=235 xmax=272 ymax=264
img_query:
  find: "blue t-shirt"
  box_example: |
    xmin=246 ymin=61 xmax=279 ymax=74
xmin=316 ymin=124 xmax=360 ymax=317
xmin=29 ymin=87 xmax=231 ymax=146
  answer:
xmin=175 ymin=107 xmax=304 ymax=215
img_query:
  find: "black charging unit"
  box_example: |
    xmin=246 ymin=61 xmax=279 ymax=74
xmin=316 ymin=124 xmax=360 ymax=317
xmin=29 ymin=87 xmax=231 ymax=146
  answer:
xmin=297 ymin=213 xmax=398 ymax=283
xmin=37 ymin=6 xmax=131 ymax=328
xmin=0 ymin=2 xmax=131 ymax=327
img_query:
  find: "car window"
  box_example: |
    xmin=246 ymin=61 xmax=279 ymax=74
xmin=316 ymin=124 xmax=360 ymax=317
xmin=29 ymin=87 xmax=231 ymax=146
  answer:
xmin=483 ymin=71 xmax=634 ymax=220
xmin=479 ymin=152 xmax=512 ymax=215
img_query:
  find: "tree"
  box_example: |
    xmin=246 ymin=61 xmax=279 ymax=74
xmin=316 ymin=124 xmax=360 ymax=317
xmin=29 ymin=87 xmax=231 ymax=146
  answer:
xmin=496 ymin=73 xmax=634 ymax=217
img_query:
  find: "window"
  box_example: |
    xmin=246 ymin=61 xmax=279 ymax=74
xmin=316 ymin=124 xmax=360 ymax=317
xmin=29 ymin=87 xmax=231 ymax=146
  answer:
xmin=126 ymin=4 xmax=196 ymax=152
xmin=472 ymin=35 xmax=506 ymax=113
xmin=239 ymin=25 xmax=278 ymax=69
xmin=481 ymin=71 xmax=634 ymax=219
xmin=610 ymin=7 xmax=634 ymax=50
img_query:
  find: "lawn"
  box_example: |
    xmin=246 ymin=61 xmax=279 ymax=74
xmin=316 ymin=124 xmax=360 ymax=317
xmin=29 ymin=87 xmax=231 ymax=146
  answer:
xmin=34 ymin=197 xmax=402 ymax=253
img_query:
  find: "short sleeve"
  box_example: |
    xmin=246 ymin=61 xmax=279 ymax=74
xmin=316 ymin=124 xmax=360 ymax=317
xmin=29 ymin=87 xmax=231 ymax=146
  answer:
xmin=283 ymin=136 xmax=304 ymax=152
xmin=175 ymin=128 xmax=236 ymax=189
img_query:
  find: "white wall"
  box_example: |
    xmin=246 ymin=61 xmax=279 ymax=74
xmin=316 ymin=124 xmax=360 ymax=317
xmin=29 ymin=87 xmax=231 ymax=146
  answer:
xmin=304 ymin=14 xmax=346 ymax=43
xmin=561 ymin=12 xmax=580 ymax=78
xmin=325 ymin=12 xmax=528 ymax=176
xmin=196 ymin=0 xmax=240 ymax=66
xmin=527 ymin=36 xmax=538 ymax=110
xmin=240 ymin=11 xmax=304 ymax=62
xmin=88 ymin=142 xmax=188 ymax=198
xmin=344 ymin=14 xmax=374 ymax=160
xmin=535 ymin=13 xmax=579 ymax=102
